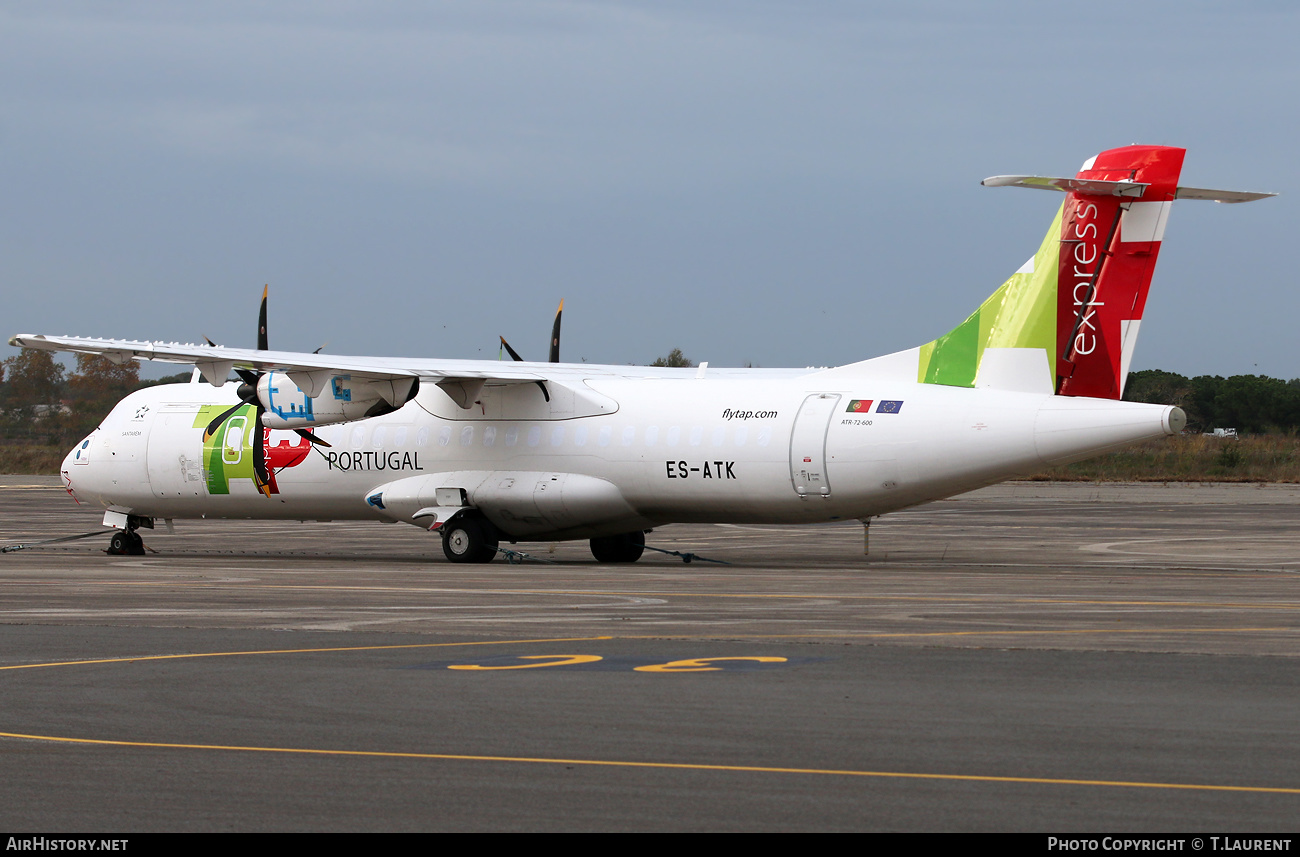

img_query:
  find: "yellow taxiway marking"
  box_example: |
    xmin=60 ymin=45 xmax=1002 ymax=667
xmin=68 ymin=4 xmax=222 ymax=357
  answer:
xmin=0 ymin=729 xmax=1296 ymax=795
xmin=12 ymin=580 xmax=1300 ymax=611
xmin=2 ymin=635 xmax=1296 ymax=796
xmin=448 ymin=654 xmax=603 ymax=671
xmin=0 ymin=628 xmax=1290 ymax=673
xmin=0 ymin=636 xmax=614 ymax=672
xmin=634 ymin=657 xmax=787 ymax=673
xmin=617 ymin=627 xmax=1292 ymax=640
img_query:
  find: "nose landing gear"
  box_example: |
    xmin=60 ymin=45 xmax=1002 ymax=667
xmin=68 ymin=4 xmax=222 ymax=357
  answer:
xmin=107 ymin=515 xmax=153 ymax=556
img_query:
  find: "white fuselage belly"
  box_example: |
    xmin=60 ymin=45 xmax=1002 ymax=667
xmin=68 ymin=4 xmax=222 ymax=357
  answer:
xmin=64 ymin=374 xmax=1177 ymax=536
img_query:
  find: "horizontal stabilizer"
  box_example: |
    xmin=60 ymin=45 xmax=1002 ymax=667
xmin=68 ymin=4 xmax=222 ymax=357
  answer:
xmin=983 ymin=176 xmax=1277 ymax=204
xmin=982 ymin=175 xmax=1148 ymax=197
xmin=1174 ymin=186 xmax=1277 ymax=204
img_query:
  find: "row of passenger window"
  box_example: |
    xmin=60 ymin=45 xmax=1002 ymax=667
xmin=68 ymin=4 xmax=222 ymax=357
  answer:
xmin=346 ymin=423 xmax=774 ymax=451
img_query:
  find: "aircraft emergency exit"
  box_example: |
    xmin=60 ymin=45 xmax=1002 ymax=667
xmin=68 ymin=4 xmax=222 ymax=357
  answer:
xmin=11 ymin=145 xmax=1274 ymax=562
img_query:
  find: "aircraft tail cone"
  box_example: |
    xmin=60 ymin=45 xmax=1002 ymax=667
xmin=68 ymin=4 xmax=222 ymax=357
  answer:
xmin=1034 ymin=400 xmax=1183 ymax=467
xmin=1167 ymin=407 xmax=1188 ymax=435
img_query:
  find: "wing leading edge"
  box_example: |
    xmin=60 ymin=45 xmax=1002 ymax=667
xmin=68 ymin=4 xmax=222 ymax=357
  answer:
xmin=7 ymin=334 xmax=554 ymax=410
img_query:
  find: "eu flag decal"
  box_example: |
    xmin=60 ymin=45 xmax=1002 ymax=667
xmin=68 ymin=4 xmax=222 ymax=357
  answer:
xmin=846 ymin=399 xmax=873 ymax=413
xmin=876 ymin=400 xmax=904 ymax=414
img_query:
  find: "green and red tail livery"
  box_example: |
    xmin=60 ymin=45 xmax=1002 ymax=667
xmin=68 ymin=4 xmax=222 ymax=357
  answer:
xmin=917 ymin=144 xmax=1252 ymax=400
xmin=1055 ymin=145 xmax=1185 ymax=399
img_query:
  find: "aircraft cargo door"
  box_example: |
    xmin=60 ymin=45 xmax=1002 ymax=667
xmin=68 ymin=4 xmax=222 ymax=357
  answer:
xmin=146 ymin=404 xmax=207 ymax=499
xmin=789 ymin=393 xmax=840 ymax=497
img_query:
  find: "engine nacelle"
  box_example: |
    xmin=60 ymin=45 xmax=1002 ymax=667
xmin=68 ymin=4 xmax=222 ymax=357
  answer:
xmin=257 ymin=371 xmax=418 ymax=429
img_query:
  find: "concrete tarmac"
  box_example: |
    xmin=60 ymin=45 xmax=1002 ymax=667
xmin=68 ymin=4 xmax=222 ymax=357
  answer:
xmin=1 ymin=477 xmax=1298 ymax=831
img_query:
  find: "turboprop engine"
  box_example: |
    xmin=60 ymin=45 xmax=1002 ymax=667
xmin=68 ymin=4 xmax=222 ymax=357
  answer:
xmin=196 ymin=367 xmax=419 ymax=497
xmin=255 ymin=371 xmax=419 ymax=430
xmin=187 ymin=288 xmax=424 ymax=496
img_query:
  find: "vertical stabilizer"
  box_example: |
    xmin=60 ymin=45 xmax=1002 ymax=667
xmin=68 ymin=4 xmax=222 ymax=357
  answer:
xmin=1054 ymin=145 xmax=1185 ymax=399
xmin=919 ymin=145 xmax=1190 ymax=400
xmin=916 ymin=206 xmax=1062 ymax=392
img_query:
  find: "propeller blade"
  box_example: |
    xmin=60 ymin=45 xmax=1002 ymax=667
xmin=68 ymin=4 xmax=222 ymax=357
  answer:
xmin=203 ymin=335 xmax=218 ymax=347
xmin=500 ymin=307 xmax=555 ymax=400
xmin=202 ymin=401 xmax=247 ymax=441
xmin=497 ymin=337 xmax=550 ymax=400
xmin=203 ymin=288 xmax=281 ymax=481
xmin=294 ymin=429 xmax=331 ymax=447
xmin=499 ymin=336 xmax=525 ymax=362
xmin=549 ymin=299 xmax=563 ymax=363
xmin=251 ymin=405 xmax=272 ymax=497
xmin=257 ymin=285 xmax=269 ymax=351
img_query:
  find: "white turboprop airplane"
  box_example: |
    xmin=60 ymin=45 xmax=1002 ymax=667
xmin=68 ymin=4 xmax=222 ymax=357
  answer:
xmin=11 ymin=145 xmax=1274 ymax=562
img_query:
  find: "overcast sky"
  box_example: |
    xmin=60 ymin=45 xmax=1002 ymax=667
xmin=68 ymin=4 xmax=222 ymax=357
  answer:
xmin=3 ymin=1 xmax=1295 ymax=379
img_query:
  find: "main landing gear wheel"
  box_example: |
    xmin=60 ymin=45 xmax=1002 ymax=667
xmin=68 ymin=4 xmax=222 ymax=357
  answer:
xmin=442 ymin=515 xmax=499 ymax=564
xmin=107 ymin=530 xmax=144 ymax=556
xmin=589 ymin=530 xmax=646 ymax=563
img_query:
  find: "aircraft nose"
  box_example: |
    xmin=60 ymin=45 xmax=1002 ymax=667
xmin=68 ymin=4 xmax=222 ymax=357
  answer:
xmin=65 ymin=436 xmax=91 ymax=470
xmin=61 ymin=435 xmax=96 ymax=503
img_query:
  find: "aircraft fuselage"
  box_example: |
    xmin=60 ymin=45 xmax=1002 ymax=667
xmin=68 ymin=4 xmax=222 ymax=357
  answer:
xmin=62 ymin=370 xmax=1180 ymax=542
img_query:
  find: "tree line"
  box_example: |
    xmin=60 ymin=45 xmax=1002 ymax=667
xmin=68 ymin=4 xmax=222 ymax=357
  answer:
xmin=3 ymin=348 xmax=1298 ymax=447
xmin=0 ymin=351 xmax=187 ymax=446
xmin=1123 ymin=370 xmax=1300 ymax=435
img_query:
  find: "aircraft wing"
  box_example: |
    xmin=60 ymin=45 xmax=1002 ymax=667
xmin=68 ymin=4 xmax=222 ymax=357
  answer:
xmin=8 ymin=334 xmax=552 ymax=406
xmin=10 ymin=333 xmax=808 ymax=402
